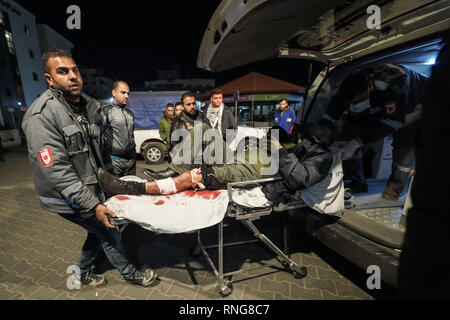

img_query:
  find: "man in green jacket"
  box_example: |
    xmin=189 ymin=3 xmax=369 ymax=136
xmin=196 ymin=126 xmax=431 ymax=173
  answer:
xmin=159 ymin=103 xmax=175 ymax=145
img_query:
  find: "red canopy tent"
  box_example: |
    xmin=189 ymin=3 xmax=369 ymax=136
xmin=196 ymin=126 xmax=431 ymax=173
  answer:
xmin=197 ymin=71 xmax=304 ymax=100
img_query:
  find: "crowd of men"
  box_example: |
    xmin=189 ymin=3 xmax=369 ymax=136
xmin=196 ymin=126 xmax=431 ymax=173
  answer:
xmin=19 ymin=43 xmax=448 ymax=298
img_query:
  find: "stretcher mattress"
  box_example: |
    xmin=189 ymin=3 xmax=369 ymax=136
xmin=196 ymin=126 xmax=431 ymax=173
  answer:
xmin=104 ymin=176 xmax=271 ymax=233
xmin=105 ymin=190 xmax=230 ymax=233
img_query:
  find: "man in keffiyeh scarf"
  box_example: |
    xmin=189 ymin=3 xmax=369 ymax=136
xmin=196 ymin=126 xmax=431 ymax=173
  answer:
xmin=205 ymin=88 xmax=238 ymax=143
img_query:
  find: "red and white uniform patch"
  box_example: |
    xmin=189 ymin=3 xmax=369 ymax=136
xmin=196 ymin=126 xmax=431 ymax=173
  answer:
xmin=38 ymin=148 xmax=54 ymax=167
xmin=385 ymin=101 xmax=399 ymax=115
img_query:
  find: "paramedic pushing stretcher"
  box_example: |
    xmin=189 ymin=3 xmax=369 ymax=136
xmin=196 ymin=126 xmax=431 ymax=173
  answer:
xmin=320 ymin=64 xmax=428 ymax=200
xmin=98 ymin=123 xmax=335 ymax=209
xmin=22 ymin=49 xmax=157 ymax=288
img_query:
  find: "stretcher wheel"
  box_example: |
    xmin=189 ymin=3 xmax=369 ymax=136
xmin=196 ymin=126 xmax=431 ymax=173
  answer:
xmin=292 ymin=266 xmax=307 ymax=279
xmin=217 ymin=283 xmax=232 ymax=297
xmin=189 ymin=247 xmax=202 ymax=258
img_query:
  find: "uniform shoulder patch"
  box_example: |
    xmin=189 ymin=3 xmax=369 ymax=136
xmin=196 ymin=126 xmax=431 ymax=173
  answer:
xmin=38 ymin=148 xmax=54 ymax=167
xmin=385 ymin=101 xmax=399 ymax=115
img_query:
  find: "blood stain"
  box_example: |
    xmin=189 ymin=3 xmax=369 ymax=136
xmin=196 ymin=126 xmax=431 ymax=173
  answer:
xmin=154 ymin=200 xmax=165 ymax=205
xmin=182 ymin=190 xmax=221 ymax=200
xmin=115 ymin=196 xmax=131 ymax=200
xmin=183 ymin=190 xmax=196 ymax=197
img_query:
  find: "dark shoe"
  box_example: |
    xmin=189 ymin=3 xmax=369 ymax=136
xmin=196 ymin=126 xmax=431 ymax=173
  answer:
xmin=143 ymin=168 xmax=179 ymax=180
xmin=381 ymin=186 xmax=400 ymax=201
xmin=80 ymin=271 xmax=108 ymax=287
xmin=98 ymin=168 xmax=146 ymax=196
xmin=344 ymin=180 xmax=368 ymax=194
xmin=124 ymin=268 xmax=158 ymax=287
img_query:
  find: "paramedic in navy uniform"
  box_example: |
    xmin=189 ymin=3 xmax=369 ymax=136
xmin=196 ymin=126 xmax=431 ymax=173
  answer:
xmin=318 ymin=64 xmax=428 ymax=200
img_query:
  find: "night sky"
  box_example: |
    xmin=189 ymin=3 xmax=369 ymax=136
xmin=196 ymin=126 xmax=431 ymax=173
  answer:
xmin=15 ymin=0 xmax=323 ymax=89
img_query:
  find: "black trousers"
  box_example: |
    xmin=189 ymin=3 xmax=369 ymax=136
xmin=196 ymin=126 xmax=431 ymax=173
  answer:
xmin=387 ymin=105 xmax=422 ymax=193
xmin=111 ymin=156 xmax=136 ymax=178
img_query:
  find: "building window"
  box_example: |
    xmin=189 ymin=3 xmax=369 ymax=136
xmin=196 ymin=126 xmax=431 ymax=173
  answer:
xmin=17 ymin=85 xmax=25 ymax=101
xmin=28 ymin=49 xmax=34 ymax=59
xmin=4 ymin=31 xmax=15 ymax=55
xmin=6 ymin=89 xmax=12 ymax=97
xmin=24 ymin=24 xmax=30 ymax=35
xmin=32 ymin=72 xmax=38 ymax=81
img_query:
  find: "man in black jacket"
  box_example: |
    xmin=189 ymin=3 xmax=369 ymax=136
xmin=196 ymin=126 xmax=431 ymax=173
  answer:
xmin=144 ymin=92 xmax=203 ymax=179
xmin=169 ymin=92 xmax=203 ymax=152
xmin=103 ymin=81 xmax=136 ymax=177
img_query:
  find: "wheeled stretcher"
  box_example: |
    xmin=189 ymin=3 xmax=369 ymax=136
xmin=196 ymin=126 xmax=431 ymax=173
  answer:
xmin=189 ymin=177 xmax=308 ymax=297
xmin=107 ymin=177 xmax=309 ymax=297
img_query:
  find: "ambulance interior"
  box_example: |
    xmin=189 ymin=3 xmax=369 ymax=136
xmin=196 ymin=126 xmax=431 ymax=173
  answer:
xmin=287 ymin=36 xmax=444 ymax=288
xmin=196 ymin=0 xmax=449 ymax=288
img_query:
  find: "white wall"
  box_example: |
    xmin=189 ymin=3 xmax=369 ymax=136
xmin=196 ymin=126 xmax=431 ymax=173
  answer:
xmin=0 ymin=0 xmax=47 ymax=107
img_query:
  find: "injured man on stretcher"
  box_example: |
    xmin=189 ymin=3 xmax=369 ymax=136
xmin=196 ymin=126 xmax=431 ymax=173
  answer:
xmin=97 ymin=123 xmax=345 ymax=233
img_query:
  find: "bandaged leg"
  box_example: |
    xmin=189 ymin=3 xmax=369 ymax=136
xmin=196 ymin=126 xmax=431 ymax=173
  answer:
xmin=155 ymin=178 xmax=177 ymax=194
xmin=145 ymin=168 xmax=205 ymax=194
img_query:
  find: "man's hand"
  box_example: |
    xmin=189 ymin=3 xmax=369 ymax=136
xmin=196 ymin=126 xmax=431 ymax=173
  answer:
xmin=185 ymin=123 xmax=194 ymax=131
xmin=95 ymin=204 xmax=117 ymax=229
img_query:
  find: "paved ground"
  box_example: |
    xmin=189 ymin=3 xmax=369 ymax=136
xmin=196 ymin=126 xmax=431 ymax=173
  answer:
xmin=0 ymin=145 xmax=398 ymax=300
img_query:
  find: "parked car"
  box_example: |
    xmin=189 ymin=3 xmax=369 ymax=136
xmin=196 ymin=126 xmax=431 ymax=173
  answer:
xmin=122 ymin=91 xmax=186 ymax=164
xmin=0 ymin=129 xmax=21 ymax=149
xmin=197 ymin=0 xmax=450 ymax=288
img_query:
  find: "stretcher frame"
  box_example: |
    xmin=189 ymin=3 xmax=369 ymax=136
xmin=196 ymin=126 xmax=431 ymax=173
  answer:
xmin=109 ymin=177 xmax=308 ymax=297
xmin=189 ymin=177 xmax=307 ymax=297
